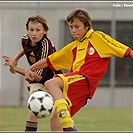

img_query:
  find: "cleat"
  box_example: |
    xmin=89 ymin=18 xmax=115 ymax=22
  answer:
xmin=63 ymin=127 xmax=78 ymax=132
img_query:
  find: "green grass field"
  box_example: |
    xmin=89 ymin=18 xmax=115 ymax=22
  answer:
xmin=0 ymin=107 xmax=132 ymax=132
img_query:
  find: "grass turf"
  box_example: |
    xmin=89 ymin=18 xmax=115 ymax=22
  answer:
xmin=0 ymin=107 xmax=132 ymax=131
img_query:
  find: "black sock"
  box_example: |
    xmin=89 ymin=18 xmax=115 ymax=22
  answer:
xmin=25 ymin=121 xmax=38 ymax=131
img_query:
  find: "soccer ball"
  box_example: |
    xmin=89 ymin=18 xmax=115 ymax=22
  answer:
xmin=27 ymin=91 xmax=54 ymax=119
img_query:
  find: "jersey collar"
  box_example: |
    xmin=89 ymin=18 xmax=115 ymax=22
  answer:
xmin=79 ymin=28 xmax=94 ymax=42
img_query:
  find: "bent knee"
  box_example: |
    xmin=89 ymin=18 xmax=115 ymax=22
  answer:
xmin=44 ymin=79 xmax=54 ymax=89
xmin=45 ymin=77 xmax=63 ymax=89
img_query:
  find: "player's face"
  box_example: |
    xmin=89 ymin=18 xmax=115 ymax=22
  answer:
xmin=27 ymin=21 xmax=46 ymax=43
xmin=68 ymin=18 xmax=89 ymax=41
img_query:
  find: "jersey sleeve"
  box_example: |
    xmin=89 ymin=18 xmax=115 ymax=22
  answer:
xmin=46 ymin=42 xmax=74 ymax=71
xmin=90 ymin=31 xmax=131 ymax=58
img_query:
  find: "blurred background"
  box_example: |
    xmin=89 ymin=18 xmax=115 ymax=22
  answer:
xmin=0 ymin=1 xmax=133 ymax=107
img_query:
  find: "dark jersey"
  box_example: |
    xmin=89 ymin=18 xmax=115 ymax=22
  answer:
xmin=22 ymin=34 xmax=61 ymax=84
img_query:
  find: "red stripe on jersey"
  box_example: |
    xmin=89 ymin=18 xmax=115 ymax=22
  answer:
xmin=124 ymin=48 xmax=132 ymax=57
xmin=46 ymin=57 xmax=56 ymax=71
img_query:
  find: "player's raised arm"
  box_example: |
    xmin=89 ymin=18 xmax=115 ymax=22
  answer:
xmin=25 ymin=59 xmax=48 ymax=81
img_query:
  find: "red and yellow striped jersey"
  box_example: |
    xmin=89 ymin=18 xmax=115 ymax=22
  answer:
xmin=46 ymin=28 xmax=131 ymax=98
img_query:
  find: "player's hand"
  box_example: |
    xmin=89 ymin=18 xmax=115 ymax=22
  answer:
xmin=2 ymin=55 xmax=16 ymax=74
xmin=25 ymin=67 xmax=35 ymax=82
xmin=10 ymin=59 xmax=18 ymax=74
xmin=9 ymin=60 xmax=17 ymax=74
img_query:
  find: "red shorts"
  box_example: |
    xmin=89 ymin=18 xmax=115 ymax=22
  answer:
xmin=57 ymin=72 xmax=90 ymax=117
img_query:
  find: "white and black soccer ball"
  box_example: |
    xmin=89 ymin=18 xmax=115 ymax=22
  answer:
xmin=27 ymin=91 xmax=54 ymax=119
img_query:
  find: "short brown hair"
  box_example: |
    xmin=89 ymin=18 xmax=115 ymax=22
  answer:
xmin=67 ymin=8 xmax=92 ymax=29
xmin=26 ymin=15 xmax=49 ymax=31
